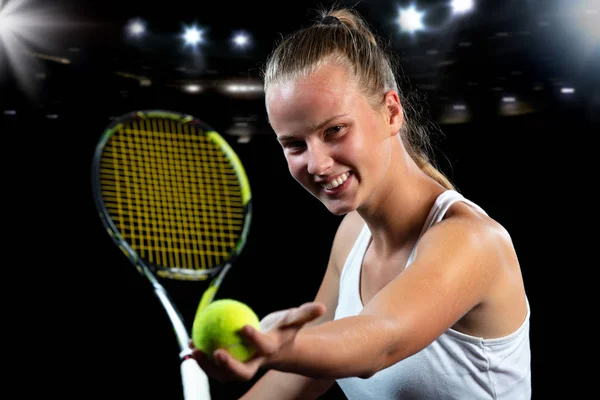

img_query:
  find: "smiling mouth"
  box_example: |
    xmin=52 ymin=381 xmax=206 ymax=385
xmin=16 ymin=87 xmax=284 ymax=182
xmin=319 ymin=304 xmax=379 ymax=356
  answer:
xmin=320 ymin=172 xmax=350 ymax=190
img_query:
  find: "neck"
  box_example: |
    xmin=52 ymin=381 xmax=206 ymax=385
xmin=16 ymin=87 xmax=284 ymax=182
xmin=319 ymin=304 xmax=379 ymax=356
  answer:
xmin=357 ymin=143 xmax=447 ymax=258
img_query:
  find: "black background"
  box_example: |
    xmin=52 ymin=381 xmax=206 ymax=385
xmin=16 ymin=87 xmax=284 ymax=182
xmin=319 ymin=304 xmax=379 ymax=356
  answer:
xmin=2 ymin=0 xmax=597 ymax=398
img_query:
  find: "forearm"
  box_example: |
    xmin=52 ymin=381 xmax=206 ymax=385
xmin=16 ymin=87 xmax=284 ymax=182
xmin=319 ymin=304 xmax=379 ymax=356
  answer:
xmin=240 ymin=370 xmax=333 ymax=400
xmin=265 ymin=315 xmax=400 ymax=380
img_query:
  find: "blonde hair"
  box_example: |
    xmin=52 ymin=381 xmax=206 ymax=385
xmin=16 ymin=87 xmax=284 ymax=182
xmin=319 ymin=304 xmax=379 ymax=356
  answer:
xmin=262 ymin=7 xmax=455 ymax=190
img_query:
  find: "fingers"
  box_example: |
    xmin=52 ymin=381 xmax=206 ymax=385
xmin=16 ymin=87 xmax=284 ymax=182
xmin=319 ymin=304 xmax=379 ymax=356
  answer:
xmin=191 ymin=346 xmax=260 ymax=383
xmin=189 ymin=302 xmax=328 ymax=383
xmin=241 ymin=302 xmax=327 ymax=356
xmin=212 ymin=349 xmax=261 ymax=381
xmin=191 ymin=348 xmax=226 ymax=381
xmin=259 ymin=302 xmax=327 ymax=331
xmin=241 ymin=324 xmax=281 ymax=356
xmin=279 ymin=302 xmax=326 ymax=327
xmin=259 ymin=309 xmax=290 ymax=331
xmin=285 ymin=302 xmax=326 ymax=326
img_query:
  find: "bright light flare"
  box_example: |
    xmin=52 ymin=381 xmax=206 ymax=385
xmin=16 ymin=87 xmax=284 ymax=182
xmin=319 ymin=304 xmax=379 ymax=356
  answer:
xmin=397 ymin=5 xmax=426 ymax=34
xmin=232 ymin=31 xmax=250 ymax=48
xmin=560 ymin=0 xmax=600 ymax=43
xmin=182 ymin=25 xmax=204 ymax=46
xmin=561 ymin=87 xmax=576 ymax=94
xmin=0 ymin=0 xmax=75 ymax=96
xmin=184 ymin=84 xmax=201 ymax=93
xmin=126 ymin=18 xmax=146 ymax=38
xmin=451 ymin=0 xmax=474 ymax=14
xmin=580 ymin=6 xmax=600 ymax=41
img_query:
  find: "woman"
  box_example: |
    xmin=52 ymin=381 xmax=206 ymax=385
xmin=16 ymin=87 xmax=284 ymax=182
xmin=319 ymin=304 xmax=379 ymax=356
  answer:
xmin=192 ymin=6 xmax=531 ymax=399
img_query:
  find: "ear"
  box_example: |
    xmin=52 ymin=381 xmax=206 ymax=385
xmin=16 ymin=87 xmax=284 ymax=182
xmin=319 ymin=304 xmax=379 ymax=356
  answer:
xmin=383 ymin=90 xmax=403 ymax=136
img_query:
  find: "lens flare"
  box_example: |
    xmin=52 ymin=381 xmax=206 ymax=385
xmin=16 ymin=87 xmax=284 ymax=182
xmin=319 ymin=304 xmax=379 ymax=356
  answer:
xmin=0 ymin=0 xmax=75 ymax=97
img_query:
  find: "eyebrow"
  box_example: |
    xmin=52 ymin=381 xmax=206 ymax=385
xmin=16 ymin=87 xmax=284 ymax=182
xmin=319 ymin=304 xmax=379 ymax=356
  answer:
xmin=276 ymin=114 xmax=348 ymax=143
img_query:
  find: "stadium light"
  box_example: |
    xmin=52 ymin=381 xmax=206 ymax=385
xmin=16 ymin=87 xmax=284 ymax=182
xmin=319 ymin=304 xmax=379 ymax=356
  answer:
xmin=0 ymin=0 xmax=70 ymax=96
xmin=182 ymin=25 xmax=204 ymax=47
xmin=232 ymin=31 xmax=250 ymax=48
xmin=397 ymin=4 xmax=426 ymax=34
xmin=451 ymin=0 xmax=474 ymax=15
xmin=126 ymin=18 xmax=146 ymax=38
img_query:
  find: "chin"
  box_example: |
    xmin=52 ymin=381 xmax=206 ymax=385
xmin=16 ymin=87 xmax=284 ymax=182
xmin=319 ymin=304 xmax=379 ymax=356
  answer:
xmin=324 ymin=201 xmax=356 ymax=216
xmin=329 ymin=209 xmax=351 ymax=216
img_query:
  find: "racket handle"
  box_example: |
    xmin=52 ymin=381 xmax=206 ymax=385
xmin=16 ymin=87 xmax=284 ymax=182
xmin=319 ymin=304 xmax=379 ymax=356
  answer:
xmin=181 ymin=357 xmax=211 ymax=400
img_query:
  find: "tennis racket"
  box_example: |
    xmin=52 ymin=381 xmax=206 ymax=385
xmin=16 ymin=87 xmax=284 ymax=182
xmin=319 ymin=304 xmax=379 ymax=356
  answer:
xmin=91 ymin=109 xmax=252 ymax=400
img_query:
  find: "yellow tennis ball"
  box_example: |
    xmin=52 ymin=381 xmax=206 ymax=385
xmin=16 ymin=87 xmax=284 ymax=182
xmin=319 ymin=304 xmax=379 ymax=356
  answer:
xmin=192 ymin=299 xmax=260 ymax=362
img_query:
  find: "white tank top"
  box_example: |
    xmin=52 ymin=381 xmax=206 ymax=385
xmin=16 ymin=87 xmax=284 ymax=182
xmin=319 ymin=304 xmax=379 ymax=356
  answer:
xmin=334 ymin=190 xmax=531 ymax=399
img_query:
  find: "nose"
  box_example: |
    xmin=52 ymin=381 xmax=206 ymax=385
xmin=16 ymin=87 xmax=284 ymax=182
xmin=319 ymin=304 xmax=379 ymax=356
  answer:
xmin=306 ymin=144 xmax=333 ymax=176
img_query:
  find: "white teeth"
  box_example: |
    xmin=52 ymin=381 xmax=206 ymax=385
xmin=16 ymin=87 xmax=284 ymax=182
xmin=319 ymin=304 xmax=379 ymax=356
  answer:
xmin=322 ymin=172 xmax=350 ymax=190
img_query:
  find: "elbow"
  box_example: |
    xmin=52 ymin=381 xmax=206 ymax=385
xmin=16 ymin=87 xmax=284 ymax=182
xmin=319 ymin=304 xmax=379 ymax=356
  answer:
xmin=357 ymin=356 xmax=390 ymax=379
xmin=351 ymin=318 xmax=405 ymax=379
xmin=358 ymin=335 xmax=412 ymax=379
xmin=355 ymin=353 xmax=390 ymax=379
xmin=357 ymin=370 xmax=376 ymax=379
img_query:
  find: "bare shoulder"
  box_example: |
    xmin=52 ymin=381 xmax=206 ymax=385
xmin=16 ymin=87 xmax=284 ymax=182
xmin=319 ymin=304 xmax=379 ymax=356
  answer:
xmin=442 ymin=201 xmax=516 ymax=258
xmin=442 ymin=201 xmax=511 ymax=242
xmin=330 ymin=211 xmax=366 ymax=275
xmin=415 ymin=200 xmax=527 ymax=337
xmin=418 ymin=200 xmax=518 ymax=276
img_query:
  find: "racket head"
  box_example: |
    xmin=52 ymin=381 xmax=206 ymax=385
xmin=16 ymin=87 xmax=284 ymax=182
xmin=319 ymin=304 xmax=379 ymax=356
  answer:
xmin=91 ymin=109 xmax=252 ymax=281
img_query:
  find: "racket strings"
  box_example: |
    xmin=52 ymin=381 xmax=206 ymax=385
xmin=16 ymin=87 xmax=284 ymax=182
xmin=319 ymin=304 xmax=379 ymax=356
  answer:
xmin=99 ymin=117 xmax=246 ymax=273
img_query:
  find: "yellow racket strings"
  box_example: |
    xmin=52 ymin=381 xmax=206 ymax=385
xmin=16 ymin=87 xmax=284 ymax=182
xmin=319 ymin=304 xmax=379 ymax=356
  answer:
xmin=99 ymin=117 xmax=246 ymax=272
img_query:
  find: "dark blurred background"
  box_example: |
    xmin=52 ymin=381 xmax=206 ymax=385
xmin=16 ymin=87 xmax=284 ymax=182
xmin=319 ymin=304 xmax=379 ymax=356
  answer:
xmin=2 ymin=0 xmax=598 ymax=398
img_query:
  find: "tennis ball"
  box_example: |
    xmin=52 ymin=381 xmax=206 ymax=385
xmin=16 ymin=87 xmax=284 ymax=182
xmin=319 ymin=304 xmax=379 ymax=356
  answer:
xmin=192 ymin=299 xmax=260 ymax=362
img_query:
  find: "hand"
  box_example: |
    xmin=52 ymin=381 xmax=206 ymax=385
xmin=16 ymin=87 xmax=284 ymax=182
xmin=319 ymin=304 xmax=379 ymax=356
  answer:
xmin=190 ymin=301 xmax=326 ymax=382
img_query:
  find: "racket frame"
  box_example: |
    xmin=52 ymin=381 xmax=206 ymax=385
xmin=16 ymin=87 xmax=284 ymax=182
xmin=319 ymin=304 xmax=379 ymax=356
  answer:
xmin=91 ymin=109 xmax=253 ymax=399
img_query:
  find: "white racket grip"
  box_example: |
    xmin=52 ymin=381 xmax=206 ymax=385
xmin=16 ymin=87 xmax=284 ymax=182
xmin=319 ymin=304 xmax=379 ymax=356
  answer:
xmin=181 ymin=357 xmax=211 ymax=400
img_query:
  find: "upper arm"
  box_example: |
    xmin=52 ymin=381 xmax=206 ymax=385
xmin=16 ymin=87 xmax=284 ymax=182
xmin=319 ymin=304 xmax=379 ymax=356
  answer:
xmin=362 ymin=215 xmax=508 ymax=364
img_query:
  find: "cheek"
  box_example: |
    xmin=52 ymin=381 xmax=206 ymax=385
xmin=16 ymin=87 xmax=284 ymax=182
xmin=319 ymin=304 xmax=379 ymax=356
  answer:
xmin=340 ymin=128 xmax=386 ymax=176
xmin=285 ymin=155 xmax=307 ymax=183
xmin=335 ymin=134 xmax=366 ymax=167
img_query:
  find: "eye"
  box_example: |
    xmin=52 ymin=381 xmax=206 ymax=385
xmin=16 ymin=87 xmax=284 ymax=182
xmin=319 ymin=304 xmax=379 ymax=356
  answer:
xmin=282 ymin=140 xmax=306 ymax=153
xmin=324 ymin=125 xmax=345 ymax=139
xmin=325 ymin=125 xmax=344 ymax=138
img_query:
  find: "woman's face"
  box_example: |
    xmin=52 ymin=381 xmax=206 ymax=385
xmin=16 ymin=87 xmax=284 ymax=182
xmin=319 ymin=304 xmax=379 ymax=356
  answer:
xmin=266 ymin=63 xmax=399 ymax=215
